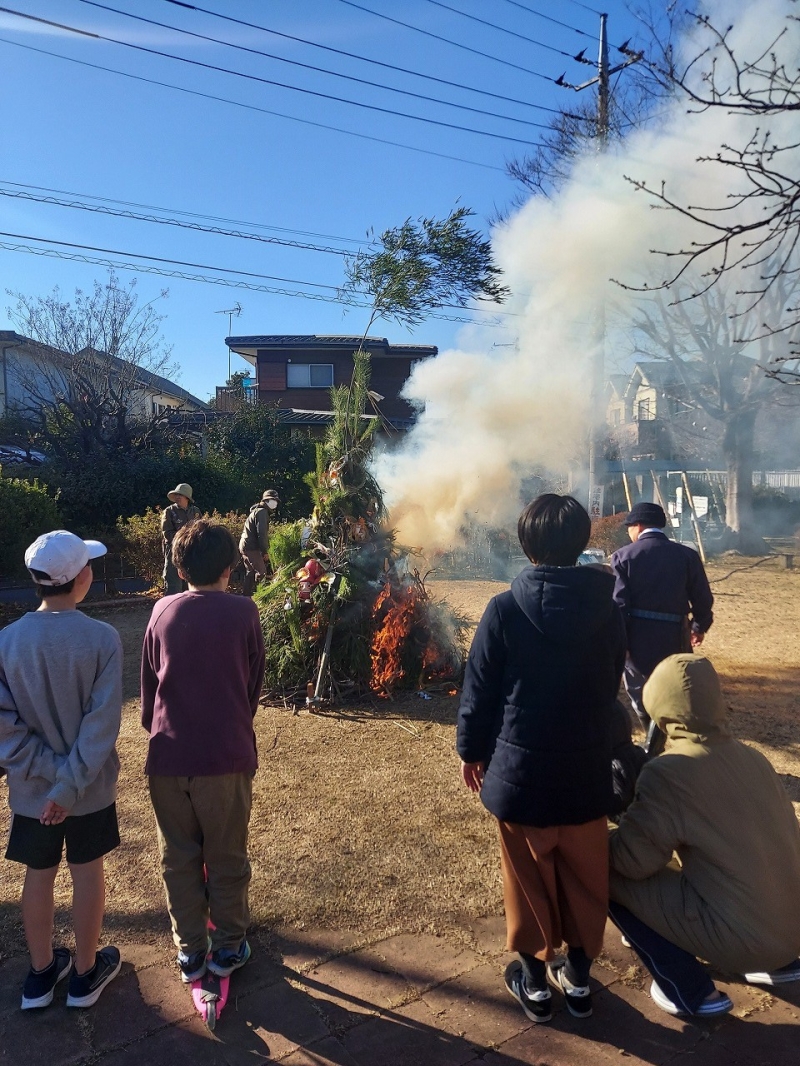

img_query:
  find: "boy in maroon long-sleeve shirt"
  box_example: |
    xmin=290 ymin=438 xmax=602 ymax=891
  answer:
xmin=141 ymin=521 xmax=265 ymax=984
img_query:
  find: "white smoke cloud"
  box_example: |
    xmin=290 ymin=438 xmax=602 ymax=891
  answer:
xmin=373 ymin=0 xmax=800 ymax=553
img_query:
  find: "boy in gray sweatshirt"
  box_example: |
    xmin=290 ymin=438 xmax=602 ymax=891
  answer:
xmin=0 ymin=530 xmax=123 ymax=1010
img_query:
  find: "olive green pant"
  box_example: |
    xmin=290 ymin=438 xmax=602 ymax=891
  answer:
xmin=148 ymin=773 xmax=253 ymax=955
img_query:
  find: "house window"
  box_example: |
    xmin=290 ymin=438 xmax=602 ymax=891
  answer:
xmin=286 ymin=363 xmax=334 ymax=388
xmin=636 ymin=398 xmax=653 ymax=421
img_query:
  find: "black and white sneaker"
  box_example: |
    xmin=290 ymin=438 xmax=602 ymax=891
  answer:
xmin=178 ymin=948 xmax=208 ymax=984
xmin=504 ymin=962 xmax=552 ymax=1023
xmin=547 ymin=958 xmax=593 ymax=1019
xmin=744 ymin=959 xmax=800 ymax=986
xmin=66 ymin=946 xmax=122 ymax=1007
xmin=207 ymin=939 xmax=251 ymax=978
xmin=21 ymin=948 xmax=73 ymax=1009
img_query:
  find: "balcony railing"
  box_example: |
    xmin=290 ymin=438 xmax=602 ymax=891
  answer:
xmin=215 ymin=384 xmax=258 ymax=411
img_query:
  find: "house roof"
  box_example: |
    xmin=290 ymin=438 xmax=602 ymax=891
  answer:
xmin=607 ymin=373 xmax=629 ymax=399
xmin=277 ymin=408 xmax=414 ymax=431
xmin=226 ymin=334 xmax=437 ymax=363
xmin=629 ymin=360 xmax=684 ymax=389
xmin=1 ymin=331 xmax=208 ymax=410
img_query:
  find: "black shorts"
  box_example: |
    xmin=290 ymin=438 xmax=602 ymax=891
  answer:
xmin=5 ymin=803 xmax=120 ymax=869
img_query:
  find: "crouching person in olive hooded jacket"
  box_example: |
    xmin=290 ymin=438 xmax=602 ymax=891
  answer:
xmin=609 ymin=654 xmax=800 ymax=1018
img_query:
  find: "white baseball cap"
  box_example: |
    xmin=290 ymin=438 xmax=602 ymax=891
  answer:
xmin=24 ymin=530 xmax=107 ymax=586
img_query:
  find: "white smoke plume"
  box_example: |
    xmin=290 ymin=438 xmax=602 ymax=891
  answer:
xmin=373 ymin=0 xmax=799 ymax=553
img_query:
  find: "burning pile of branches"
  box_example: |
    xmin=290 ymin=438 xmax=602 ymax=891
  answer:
xmin=370 ymin=571 xmax=465 ymax=695
xmin=255 ymin=350 xmax=467 ymax=703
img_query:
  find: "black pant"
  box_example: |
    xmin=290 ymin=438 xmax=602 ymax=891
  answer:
xmin=609 ymin=901 xmax=715 ymax=1013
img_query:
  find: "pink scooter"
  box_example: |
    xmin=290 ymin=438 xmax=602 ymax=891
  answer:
xmin=191 ymin=869 xmax=230 ymax=1030
xmin=192 ymin=966 xmax=229 ymax=1031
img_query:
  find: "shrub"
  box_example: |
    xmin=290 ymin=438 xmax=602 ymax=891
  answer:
xmin=117 ymin=507 xmax=248 ymax=588
xmin=589 ymin=513 xmax=628 ymax=555
xmin=0 ymin=471 xmax=61 ymax=579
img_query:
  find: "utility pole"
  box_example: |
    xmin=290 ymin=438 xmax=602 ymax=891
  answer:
xmin=558 ymin=16 xmax=642 ymax=517
xmin=588 ymin=14 xmax=609 ymax=520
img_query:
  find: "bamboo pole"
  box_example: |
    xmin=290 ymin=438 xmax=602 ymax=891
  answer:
xmin=621 ymin=471 xmax=633 ymax=511
xmin=680 ymin=471 xmax=707 ymax=564
xmin=649 ymin=470 xmax=674 ymax=540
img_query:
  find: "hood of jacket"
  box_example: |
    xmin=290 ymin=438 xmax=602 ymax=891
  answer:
xmin=249 ymin=502 xmax=269 ymax=515
xmin=510 ymin=564 xmax=617 ymax=643
xmin=643 ymin=653 xmax=730 ymax=743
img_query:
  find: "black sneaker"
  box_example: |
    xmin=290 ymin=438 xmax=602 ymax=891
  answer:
xmin=178 ymin=948 xmax=208 ymax=984
xmin=207 ymin=939 xmax=251 ymax=978
xmin=504 ymin=961 xmax=552 ymax=1023
xmin=21 ymin=948 xmax=73 ymax=1010
xmin=547 ymin=958 xmax=593 ymax=1018
xmin=66 ymin=946 xmax=122 ymax=1007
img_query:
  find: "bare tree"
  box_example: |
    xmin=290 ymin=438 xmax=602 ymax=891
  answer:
xmin=621 ymin=9 xmax=800 ymax=383
xmin=633 ymin=275 xmax=800 ymax=551
xmin=6 ymin=271 xmax=179 ymax=458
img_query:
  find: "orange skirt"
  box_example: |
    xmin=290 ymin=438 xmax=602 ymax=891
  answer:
xmin=498 ymin=817 xmax=608 ymax=961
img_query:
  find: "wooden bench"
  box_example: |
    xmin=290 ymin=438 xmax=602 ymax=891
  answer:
xmin=776 ymin=552 xmax=795 ymax=569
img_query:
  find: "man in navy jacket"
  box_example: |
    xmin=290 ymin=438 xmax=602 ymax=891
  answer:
xmin=611 ymin=502 xmax=713 ymax=752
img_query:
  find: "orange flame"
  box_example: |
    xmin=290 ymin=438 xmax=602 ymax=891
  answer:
xmin=370 ymin=583 xmax=418 ymax=692
xmin=369 ymin=579 xmax=453 ymax=694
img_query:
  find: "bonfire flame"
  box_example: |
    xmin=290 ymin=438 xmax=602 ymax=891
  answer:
xmin=369 ymin=576 xmax=454 ymax=694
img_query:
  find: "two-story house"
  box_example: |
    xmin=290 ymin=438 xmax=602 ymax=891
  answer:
xmin=220 ymin=334 xmax=437 ymax=430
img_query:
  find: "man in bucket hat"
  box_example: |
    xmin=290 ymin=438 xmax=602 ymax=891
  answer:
xmin=239 ymin=490 xmax=279 ymax=596
xmin=610 ymin=501 xmax=713 ymax=755
xmin=161 ymin=483 xmax=201 ymax=595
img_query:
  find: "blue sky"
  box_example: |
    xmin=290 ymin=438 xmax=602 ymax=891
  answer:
xmin=0 ymin=0 xmax=647 ymax=401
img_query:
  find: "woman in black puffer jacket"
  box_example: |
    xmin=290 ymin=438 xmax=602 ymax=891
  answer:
xmin=457 ymin=495 xmax=625 ymax=1023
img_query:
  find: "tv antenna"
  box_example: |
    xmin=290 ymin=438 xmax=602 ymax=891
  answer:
xmin=216 ymin=303 xmax=243 ymax=381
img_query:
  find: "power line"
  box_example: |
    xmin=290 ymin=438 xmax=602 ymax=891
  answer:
xmin=0 ymin=230 xmax=343 ymax=289
xmin=417 ymin=0 xmax=579 ymax=59
xmin=0 ymin=237 xmax=369 ymax=306
xmin=161 ymin=0 xmax=568 ymax=117
xmin=0 ymin=186 xmax=357 ymax=257
xmin=560 ymin=0 xmax=603 ymax=15
xmin=0 ymin=7 xmax=540 ymax=146
xmin=334 ymin=0 xmax=561 ymax=83
xmin=0 ymin=236 xmax=506 ymax=325
xmin=77 ymin=0 xmax=554 ymax=132
xmin=0 ymin=179 xmax=368 ymax=247
xmin=0 ymin=38 xmax=507 ymax=172
xmin=496 ymin=0 xmax=596 ymax=40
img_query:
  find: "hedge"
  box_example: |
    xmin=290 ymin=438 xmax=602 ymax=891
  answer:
xmin=116 ymin=508 xmax=248 ymax=588
xmin=0 ymin=471 xmax=61 ymax=579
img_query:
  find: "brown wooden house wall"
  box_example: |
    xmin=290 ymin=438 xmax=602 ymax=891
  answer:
xmin=255 ymin=348 xmax=420 ymax=419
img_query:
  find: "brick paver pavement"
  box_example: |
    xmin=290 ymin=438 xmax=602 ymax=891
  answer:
xmin=1 ymin=919 xmax=798 ymax=1065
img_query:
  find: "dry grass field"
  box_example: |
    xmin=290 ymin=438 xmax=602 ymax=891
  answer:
xmin=1 ymin=558 xmax=798 ymax=966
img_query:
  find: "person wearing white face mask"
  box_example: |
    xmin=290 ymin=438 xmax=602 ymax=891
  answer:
xmin=239 ymin=490 xmax=279 ymax=596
